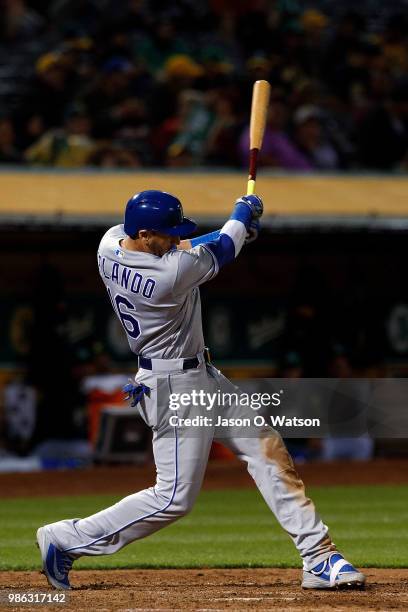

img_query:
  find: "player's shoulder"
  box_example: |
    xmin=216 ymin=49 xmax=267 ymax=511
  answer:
xmin=157 ymin=248 xmax=203 ymax=275
xmin=99 ymin=224 xmax=125 ymax=253
xmin=158 ymin=248 xmax=185 ymax=271
xmin=167 ymin=245 xmax=212 ymax=260
xmin=162 ymin=246 xmax=204 ymax=266
xmin=166 ymin=246 xmax=216 ymax=276
xmin=101 ymin=224 xmax=125 ymax=243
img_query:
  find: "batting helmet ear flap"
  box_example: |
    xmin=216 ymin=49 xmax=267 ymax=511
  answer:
xmin=124 ymin=190 xmax=197 ymax=238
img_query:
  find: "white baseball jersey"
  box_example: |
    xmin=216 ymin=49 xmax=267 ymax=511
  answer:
xmin=97 ymin=225 xmax=218 ymax=358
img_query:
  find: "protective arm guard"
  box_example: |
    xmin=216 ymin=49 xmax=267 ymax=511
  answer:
xmin=191 ymin=230 xmax=221 ymax=247
xmin=201 ymin=196 xmax=262 ymax=268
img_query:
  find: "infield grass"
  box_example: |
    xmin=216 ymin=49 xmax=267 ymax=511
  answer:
xmin=1 ymin=485 xmax=407 ymax=570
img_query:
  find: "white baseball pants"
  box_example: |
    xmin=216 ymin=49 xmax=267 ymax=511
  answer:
xmin=46 ymin=363 xmax=335 ymax=570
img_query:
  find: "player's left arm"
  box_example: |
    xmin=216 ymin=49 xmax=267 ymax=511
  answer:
xmin=179 ymin=195 xmax=262 ymax=252
xmin=194 ymin=194 xmax=262 ymax=267
xmin=172 ymin=195 xmax=262 ymax=295
xmin=179 ymin=230 xmax=221 ymax=250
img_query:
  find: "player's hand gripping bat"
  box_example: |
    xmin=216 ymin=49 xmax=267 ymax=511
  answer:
xmin=247 ymin=80 xmax=271 ymax=196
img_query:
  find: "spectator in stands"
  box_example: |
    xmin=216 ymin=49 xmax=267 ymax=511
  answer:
xmin=245 ymin=54 xmax=273 ymax=88
xmin=204 ymin=89 xmax=243 ymax=166
xmin=239 ymin=93 xmax=313 ymax=171
xmin=166 ymin=89 xmax=213 ymax=166
xmin=167 ymin=90 xmax=214 ymax=166
xmin=87 ymin=143 xmax=141 ymax=167
xmin=101 ymin=0 xmax=151 ymax=39
xmin=148 ymin=55 xmax=204 ymax=164
xmin=27 ymin=53 xmax=76 ymax=129
xmin=292 ymin=105 xmax=340 ymax=170
xmin=357 ymin=78 xmax=408 ymax=170
xmin=199 ymin=47 xmax=236 ymax=90
xmin=0 ymin=2 xmax=406 ymax=172
xmin=323 ymin=10 xmax=367 ymax=99
xmin=197 ymin=13 xmax=243 ymax=80
xmin=15 ymin=114 xmax=45 ymax=152
xmin=150 ymin=54 xmax=205 ymax=124
xmin=24 ymin=104 xmax=95 ymax=167
xmin=381 ymin=13 xmax=408 ymax=79
xmin=49 ymin=0 xmax=104 ymax=36
xmin=0 ymin=0 xmax=44 ymax=43
xmin=0 ymin=117 xmax=21 ymax=163
xmin=133 ymin=18 xmax=189 ymax=73
xmin=300 ymin=9 xmax=330 ymax=78
xmin=82 ymin=56 xmax=138 ymax=139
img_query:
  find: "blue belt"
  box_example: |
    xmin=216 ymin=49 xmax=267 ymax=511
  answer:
xmin=138 ymin=348 xmax=211 ymax=371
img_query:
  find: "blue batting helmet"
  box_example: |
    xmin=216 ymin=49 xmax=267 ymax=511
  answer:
xmin=124 ymin=190 xmax=197 ymax=238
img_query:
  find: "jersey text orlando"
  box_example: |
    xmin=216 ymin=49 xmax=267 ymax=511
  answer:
xmin=98 ymin=255 xmax=156 ymax=299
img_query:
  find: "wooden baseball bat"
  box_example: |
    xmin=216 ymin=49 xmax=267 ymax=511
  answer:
xmin=247 ymin=80 xmax=271 ymax=195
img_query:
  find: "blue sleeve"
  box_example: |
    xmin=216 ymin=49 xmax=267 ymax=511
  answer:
xmin=191 ymin=230 xmax=221 ymax=247
xmin=192 ymin=201 xmax=252 ymax=269
xmin=191 ymin=229 xmax=234 ymax=268
xmin=205 ymin=234 xmax=235 ymax=268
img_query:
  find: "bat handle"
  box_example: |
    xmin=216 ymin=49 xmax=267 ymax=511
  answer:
xmin=247 ymin=148 xmax=259 ymax=195
xmin=246 ymin=179 xmax=256 ymax=195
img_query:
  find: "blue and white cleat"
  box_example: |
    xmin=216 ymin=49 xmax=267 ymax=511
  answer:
xmin=302 ymin=552 xmax=366 ymax=589
xmin=36 ymin=526 xmax=74 ymax=590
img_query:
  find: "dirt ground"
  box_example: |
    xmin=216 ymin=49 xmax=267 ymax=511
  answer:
xmin=1 ymin=569 xmax=408 ymax=611
xmin=1 ymin=459 xmax=407 ymax=610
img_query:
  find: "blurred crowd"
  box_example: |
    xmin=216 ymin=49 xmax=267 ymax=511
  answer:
xmin=0 ymin=0 xmax=407 ymax=171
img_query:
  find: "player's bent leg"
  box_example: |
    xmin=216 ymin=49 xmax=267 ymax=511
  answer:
xmin=211 ymin=367 xmax=365 ymax=589
xmin=41 ymin=430 xmax=210 ymax=558
xmin=219 ymin=431 xmax=334 ymax=564
xmin=39 ymin=367 xmax=215 ymax=567
xmin=220 ymin=432 xmax=366 ymax=588
xmin=36 ymin=431 xmax=205 ymax=588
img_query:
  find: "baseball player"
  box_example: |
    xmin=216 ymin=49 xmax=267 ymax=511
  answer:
xmin=37 ymin=190 xmax=365 ymax=591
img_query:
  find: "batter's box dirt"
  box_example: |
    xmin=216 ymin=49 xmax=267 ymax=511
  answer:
xmin=1 ymin=569 xmax=408 ymax=611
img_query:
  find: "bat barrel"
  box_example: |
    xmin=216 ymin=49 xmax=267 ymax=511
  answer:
xmin=247 ymin=80 xmax=270 ymax=195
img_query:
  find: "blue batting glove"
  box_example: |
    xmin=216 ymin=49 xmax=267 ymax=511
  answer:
xmin=235 ymin=194 xmax=263 ymax=220
xmin=245 ymin=218 xmax=260 ymax=244
xmin=123 ymin=381 xmax=150 ymax=407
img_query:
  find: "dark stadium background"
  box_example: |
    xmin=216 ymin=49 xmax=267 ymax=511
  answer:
xmin=0 ymin=0 xmax=407 ymax=461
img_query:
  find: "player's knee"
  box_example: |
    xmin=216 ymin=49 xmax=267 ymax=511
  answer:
xmin=171 ymin=492 xmax=195 ymax=517
xmin=154 ymin=483 xmax=196 ymax=519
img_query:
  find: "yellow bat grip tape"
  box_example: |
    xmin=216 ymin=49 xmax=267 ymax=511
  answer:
xmin=247 ymin=179 xmax=256 ymax=195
